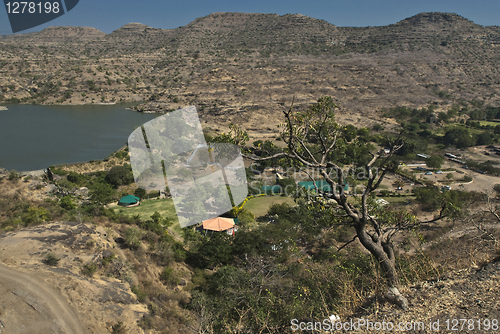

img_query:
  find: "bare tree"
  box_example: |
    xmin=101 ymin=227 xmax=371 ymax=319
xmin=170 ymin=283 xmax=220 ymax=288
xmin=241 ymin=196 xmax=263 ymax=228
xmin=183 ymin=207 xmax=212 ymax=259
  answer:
xmin=467 ymin=194 xmax=499 ymax=248
xmin=241 ymin=96 xmax=450 ymax=309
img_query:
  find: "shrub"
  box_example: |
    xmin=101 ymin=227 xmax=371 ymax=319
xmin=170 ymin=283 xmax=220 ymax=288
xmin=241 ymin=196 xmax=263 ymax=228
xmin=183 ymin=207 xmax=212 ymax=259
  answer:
xmin=60 ymin=196 xmax=76 ymax=210
xmin=101 ymin=253 xmax=115 ymax=266
xmin=43 ymin=253 xmax=60 ymax=266
xmin=172 ymin=242 xmax=187 ymax=262
xmin=124 ymin=227 xmax=141 ymax=250
xmin=161 ymin=267 xmax=180 ymax=286
xmin=67 ymin=171 xmax=85 ymax=185
xmin=114 ymin=150 xmax=129 ymax=160
xmin=51 ymin=167 xmax=68 ymax=176
xmin=57 ymin=179 xmax=77 ymax=191
xmin=111 ymin=322 xmax=127 ymax=334
xmin=24 ymin=206 xmax=51 ymax=225
xmin=8 ymin=170 xmax=20 ymax=181
xmin=81 ymin=262 xmax=97 ymax=277
xmin=131 ymin=285 xmax=147 ymax=302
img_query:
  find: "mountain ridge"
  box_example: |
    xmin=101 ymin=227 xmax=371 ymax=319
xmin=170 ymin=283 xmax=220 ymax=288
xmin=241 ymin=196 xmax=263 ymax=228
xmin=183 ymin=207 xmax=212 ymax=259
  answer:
xmin=0 ymin=11 xmax=498 ymax=132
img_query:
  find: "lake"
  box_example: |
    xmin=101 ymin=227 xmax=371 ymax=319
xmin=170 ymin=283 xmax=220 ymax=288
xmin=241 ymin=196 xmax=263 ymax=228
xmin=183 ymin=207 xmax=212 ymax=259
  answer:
xmin=0 ymin=104 xmax=157 ymax=171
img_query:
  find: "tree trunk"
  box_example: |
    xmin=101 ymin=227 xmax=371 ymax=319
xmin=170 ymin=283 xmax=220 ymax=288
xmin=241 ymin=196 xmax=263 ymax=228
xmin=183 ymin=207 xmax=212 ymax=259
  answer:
xmin=355 ymin=224 xmax=409 ymax=310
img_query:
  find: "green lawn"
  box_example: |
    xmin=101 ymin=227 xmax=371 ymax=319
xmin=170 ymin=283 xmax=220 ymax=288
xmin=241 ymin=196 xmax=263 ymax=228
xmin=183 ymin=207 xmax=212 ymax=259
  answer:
xmin=479 ymin=121 xmax=500 ymax=127
xmin=115 ymin=195 xmax=296 ymax=231
xmin=243 ymin=196 xmax=296 ymax=217
xmin=114 ymin=198 xmax=182 ymax=233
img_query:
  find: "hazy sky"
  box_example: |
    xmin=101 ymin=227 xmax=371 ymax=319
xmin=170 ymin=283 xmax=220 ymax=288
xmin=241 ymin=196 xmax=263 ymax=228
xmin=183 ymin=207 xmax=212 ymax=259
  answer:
xmin=1 ymin=0 xmax=499 ymax=35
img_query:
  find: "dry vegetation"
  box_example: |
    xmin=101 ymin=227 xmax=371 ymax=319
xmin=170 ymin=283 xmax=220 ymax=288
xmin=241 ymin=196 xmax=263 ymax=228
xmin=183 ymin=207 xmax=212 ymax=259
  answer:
xmin=0 ymin=12 xmax=499 ymax=134
xmin=1 ymin=168 xmax=499 ymax=333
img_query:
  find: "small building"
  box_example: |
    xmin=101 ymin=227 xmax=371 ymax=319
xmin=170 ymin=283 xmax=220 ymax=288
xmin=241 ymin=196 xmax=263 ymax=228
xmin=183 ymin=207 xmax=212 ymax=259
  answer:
xmin=427 ymin=113 xmax=438 ymax=124
xmin=202 ymin=217 xmax=238 ymax=236
xmin=118 ymin=195 xmax=140 ymax=207
xmin=416 ymin=153 xmax=430 ymax=159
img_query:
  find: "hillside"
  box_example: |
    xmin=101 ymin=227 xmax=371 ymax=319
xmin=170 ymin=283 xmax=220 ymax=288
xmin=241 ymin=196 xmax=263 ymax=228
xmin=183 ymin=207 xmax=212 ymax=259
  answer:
xmin=1 ymin=165 xmax=499 ymax=333
xmin=0 ymin=11 xmax=499 ymax=134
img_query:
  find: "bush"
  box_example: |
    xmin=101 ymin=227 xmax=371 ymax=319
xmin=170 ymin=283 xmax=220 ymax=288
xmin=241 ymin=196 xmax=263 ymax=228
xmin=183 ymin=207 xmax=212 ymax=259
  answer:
xmin=114 ymin=150 xmax=129 ymax=160
xmin=124 ymin=227 xmax=141 ymax=250
xmin=43 ymin=253 xmax=60 ymax=266
xmin=111 ymin=322 xmax=127 ymax=334
xmin=8 ymin=170 xmax=20 ymax=181
xmin=413 ymin=187 xmax=441 ymax=211
xmin=50 ymin=167 xmax=68 ymax=176
xmin=160 ymin=267 xmax=180 ymax=286
xmin=172 ymin=242 xmax=187 ymax=262
xmin=67 ymin=171 xmax=85 ymax=185
xmin=81 ymin=262 xmax=97 ymax=277
xmin=24 ymin=206 xmax=51 ymax=225
xmin=60 ymin=196 xmax=76 ymax=210
xmin=426 ymin=155 xmax=444 ymax=169
xmin=131 ymin=285 xmax=147 ymax=302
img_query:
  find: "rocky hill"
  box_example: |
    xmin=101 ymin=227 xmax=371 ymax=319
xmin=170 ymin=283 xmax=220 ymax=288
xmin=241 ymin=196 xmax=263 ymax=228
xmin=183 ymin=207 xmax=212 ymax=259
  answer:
xmin=0 ymin=12 xmax=499 ymax=133
xmin=0 ymin=26 xmax=106 ymax=43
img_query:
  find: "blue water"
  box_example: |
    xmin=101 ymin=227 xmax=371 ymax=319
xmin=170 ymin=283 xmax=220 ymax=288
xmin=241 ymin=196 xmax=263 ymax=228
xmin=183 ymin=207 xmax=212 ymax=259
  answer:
xmin=0 ymin=104 xmax=157 ymax=171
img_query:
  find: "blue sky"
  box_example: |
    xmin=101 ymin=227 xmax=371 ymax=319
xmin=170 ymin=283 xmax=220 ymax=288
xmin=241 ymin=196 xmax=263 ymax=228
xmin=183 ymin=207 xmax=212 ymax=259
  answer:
xmin=1 ymin=0 xmax=499 ymax=35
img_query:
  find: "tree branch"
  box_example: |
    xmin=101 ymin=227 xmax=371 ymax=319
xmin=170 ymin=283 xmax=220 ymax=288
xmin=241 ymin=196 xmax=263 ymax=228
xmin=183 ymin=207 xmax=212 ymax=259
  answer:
xmin=336 ymin=235 xmax=358 ymax=252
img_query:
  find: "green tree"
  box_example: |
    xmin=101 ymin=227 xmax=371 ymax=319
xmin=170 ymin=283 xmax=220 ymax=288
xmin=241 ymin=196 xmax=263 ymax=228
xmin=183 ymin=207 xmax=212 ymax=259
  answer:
xmin=89 ymin=182 xmax=116 ymax=204
xmin=476 ymin=131 xmax=494 ymax=146
xmin=197 ymin=232 xmax=234 ymax=268
xmin=426 ymin=155 xmax=444 ymax=169
xmin=105 ymin=165 xmax=134 ymax=188
xmin=134 ymin=187 xmax=147 ymax=199
xmin=443 ymin=127 xmax=475 ymax=148
xmin=235 ymin=208 xmax=255 ymax=226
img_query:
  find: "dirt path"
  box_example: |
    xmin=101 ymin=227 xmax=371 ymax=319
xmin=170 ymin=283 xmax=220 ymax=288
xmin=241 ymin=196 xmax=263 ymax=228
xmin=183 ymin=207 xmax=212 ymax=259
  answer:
xmin=0 ymin=263 xmax=87 ymax=334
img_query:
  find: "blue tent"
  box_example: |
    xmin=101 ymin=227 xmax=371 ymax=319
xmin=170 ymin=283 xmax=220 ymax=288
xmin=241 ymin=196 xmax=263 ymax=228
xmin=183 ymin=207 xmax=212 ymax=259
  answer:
xmin=118 ymin=195 xmax=140 ymax=207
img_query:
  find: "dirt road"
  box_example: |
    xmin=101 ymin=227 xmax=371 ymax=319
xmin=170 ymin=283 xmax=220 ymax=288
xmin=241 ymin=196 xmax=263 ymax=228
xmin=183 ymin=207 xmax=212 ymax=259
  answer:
xmin=0 ymin=263 xmax=87 ymax=334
